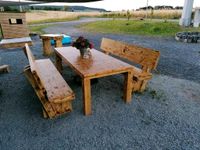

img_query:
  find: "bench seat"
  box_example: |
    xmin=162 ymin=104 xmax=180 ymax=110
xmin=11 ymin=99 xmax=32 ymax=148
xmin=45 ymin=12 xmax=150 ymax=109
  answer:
xmin=0 ymin=37 xmax=32 ymax=48
xmin=35 ymin=59 xmax=74 ymax=103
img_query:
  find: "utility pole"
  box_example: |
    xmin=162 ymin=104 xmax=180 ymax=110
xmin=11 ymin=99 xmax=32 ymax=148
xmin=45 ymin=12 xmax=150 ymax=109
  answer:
xmin=146 ymin=0 xmax=149 ymax=19
xmin=19 ymin=0 xmax=23 ymax=12
xmin=179 ymin=0 xmax=194 ymax=26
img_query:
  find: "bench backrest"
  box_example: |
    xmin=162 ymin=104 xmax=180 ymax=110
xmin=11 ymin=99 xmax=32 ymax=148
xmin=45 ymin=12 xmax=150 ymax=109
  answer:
xmin=24 ymin=43 xmax=36 ymax=73
xmin=24 ymin=43 xmax=45 ymax=91
xmin=100 ymin=38 xmax=160 ymax=72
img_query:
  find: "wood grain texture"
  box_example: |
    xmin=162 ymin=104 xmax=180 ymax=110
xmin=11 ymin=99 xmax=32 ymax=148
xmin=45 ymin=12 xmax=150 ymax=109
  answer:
xmin=100 ymin=38 xmax=160 ymax=92
xmin=55 ymin=46 xmax=133 ymax=115
xmin=35 ymin=59 xmax=75 ymax=103
xmin=82 ymin=78 xmax=91 ymax=115
xmin=101 ymin=38 xmax=160 ymax=70
xmin=23 ymin=45 xmax=75 ymax=118
xmin=55 ymin=47 xmax=134 ymax=79
xmin=0 ymin=37 xmax=32 ymax=48
xmin=0 ymin=13 xmax=30 ymax=39
xmin=40 ymin=34 xmax=63 ymax=56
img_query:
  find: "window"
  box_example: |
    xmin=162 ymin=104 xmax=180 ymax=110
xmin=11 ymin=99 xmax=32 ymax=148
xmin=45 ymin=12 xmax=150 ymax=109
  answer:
xmin=9 ymin=18 xmax=23 ymax=24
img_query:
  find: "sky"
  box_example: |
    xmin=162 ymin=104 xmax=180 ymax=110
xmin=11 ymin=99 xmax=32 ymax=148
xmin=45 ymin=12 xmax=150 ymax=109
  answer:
xmin=35 ymin=0 xmax=200 ymax=11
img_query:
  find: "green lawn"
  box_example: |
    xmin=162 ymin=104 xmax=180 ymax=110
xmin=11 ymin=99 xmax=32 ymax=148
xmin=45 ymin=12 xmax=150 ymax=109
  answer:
xmin=80 ymin=20 xmax=200 ymax=37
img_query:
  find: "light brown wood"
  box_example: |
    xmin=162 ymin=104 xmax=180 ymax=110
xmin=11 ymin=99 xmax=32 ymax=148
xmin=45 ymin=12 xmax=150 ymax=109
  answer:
xmin=55 ymin=37 xmax=63 ymax=48
xmin=101 ymin=38 xmax=160 ymax=92
xmin=40 ymin=34 xmax=63 ymax=56
xmin=55 ymin=53 xmax=63 ymax=73
xmin=0 ymin=37 xmax=32 ymax=48
xmin=55 ymin=47 xmax=134 ymax=78
xmin=123 ymin=70 xmax=133 ymax=103
xmin=35 ymin=59 xmax=75 ymax=103
xmin=101 ymin=38 xmax=160 ymax=70
xmin=55 ymin=46 xmax=134 ymax=115
xmin=82 ymin=78 xmax=91 ymax=115
xmin=42 ymin=38 xmax=52 ymax=56
xmin=0 ymin=65 xmax=10 ymax=73
xmin=0 ymin=13 xmax=30 ymax=39
xmin=23 ymin=44 xmax=75 ymax=118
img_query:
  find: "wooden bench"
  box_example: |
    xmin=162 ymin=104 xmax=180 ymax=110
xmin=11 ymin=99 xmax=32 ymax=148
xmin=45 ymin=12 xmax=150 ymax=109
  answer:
xmin=23 ymin=44 xmax=75 ymax=118
xmin=101 ymin=38 xmax=160 ymax=93
xmin=0 ymin=37 xmax=32 ymax=49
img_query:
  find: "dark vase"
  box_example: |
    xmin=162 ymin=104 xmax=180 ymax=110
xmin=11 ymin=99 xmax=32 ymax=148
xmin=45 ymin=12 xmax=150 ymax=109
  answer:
xmin=79 ymin=48 xmax=87 ymax=58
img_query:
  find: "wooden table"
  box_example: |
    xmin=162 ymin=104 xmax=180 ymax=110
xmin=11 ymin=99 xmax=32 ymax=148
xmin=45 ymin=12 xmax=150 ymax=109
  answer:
xmin=55 ymin=46 xmax=133 ymax=116
xmin=40 ymin=34 xmax=63 ymax=56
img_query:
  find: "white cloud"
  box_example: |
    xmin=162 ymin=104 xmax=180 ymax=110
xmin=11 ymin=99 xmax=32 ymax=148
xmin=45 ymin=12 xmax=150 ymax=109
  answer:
xmin=35 ymin=0 xmax=200 ymax=11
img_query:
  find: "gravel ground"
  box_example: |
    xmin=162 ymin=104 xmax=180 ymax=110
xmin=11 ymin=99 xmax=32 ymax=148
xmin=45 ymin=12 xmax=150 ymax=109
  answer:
xmin=0 ymin=18 xmax=200 ymax=150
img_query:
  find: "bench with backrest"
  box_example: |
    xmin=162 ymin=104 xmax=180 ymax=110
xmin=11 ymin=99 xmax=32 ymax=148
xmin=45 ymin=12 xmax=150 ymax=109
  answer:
xmin=23 ymin=43 xmax=75 ymax=118
xmin=101 ymin=38 xmax=160 ymax=93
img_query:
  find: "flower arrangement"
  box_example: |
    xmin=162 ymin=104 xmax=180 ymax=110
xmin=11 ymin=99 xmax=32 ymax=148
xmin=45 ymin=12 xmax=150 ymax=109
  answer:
xmin=72 ymin=36 xmax=93 ymax=50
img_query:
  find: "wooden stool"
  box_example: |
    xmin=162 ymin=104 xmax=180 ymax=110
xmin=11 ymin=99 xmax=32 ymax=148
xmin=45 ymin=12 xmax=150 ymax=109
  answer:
xmin=40 ymin=34 xmax=63 ymax=56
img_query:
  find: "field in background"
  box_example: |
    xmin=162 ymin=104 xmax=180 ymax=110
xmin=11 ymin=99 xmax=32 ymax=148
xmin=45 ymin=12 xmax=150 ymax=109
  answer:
xmin=80 ymin=20 xmax=200 ymax=37
xmin=103 ymin=10 xmax=182 ymax=19
xmin=26 ymin=10 xmax=182 ymax=24
xmin=26 ymin=11 xmax=102 ymax=24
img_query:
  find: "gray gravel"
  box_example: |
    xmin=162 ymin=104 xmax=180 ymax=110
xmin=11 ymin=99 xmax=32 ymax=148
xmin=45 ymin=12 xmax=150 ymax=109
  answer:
xmin=0 ymin=18 xmax=200 ymax=150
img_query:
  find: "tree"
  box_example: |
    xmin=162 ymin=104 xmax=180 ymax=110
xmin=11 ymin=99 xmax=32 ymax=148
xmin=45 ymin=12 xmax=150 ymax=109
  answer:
xmin=127 ymin=10 xmax=131 ymax=21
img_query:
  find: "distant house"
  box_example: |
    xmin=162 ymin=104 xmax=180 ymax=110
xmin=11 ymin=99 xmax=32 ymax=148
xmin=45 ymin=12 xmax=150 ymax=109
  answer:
xmin=175 ymin=6 xmax=183 ymax=10
xmin=154 ymin=6 xmax=174 ymax=10
xmin=137 ymin=6 xmax=153 ymax=11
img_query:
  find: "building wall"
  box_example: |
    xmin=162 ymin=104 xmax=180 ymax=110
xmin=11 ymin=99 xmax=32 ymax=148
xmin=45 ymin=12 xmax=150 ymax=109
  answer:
xmin=0 ymin=12 xmax=29 ymax=39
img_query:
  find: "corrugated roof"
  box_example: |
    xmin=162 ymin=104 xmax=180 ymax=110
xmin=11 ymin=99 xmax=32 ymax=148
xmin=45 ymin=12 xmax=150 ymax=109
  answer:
xmin=0 ymin=0 xmax=102 ymax=6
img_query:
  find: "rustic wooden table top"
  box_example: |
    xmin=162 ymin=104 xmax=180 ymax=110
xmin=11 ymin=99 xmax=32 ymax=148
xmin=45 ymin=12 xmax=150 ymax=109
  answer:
xmin=55 ymin=46 xmax=134 ymax=79
xmin=40 ymin=34 xmax=63 ymax=40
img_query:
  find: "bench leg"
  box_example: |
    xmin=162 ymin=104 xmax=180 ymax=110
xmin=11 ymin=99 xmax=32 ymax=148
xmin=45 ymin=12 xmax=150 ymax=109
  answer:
xmin=139 ymin=80 xmax=148 ymax=92
xmin=132 ymin=80 xmax=149 ymax=93
xmin=24 ymin=67 xmax=57 ymax=119
xmin=123 ymin=70 xmax=133 ymax=103
xmin=43 ymin=108 xmax=48 ymax=118
xmin=82 ymin=78 xmax=92 ymax=116
xmin=42 ymin=39 xmax=52 ymax=56
xmin=55 ymin=53 xmax=63 ymax=73
xmin=55 ymin=38 xmax=62 ymax=48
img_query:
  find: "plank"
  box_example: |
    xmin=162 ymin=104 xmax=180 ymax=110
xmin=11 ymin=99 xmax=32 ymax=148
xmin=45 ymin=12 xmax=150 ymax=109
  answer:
xmin=35 ymin=59 xmax=75 ymax=103
xmin=0 ymin=12 xmax=29 ymax=39
xmin=82 ymin=78 xmax=91 ymax=115
xmin=55 ymin=47 xmax=134 ymax=79
xmin=0 ymin=37 xmax=32 ymax=48
xmin=101 ymin=38 xmax=160 ymax=70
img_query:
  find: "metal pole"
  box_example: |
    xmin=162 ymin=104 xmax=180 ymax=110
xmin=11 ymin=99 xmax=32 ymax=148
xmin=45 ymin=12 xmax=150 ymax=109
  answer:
xmin=19 ymin=0 xmax=23 ymax=12
xmin=146 ymin=0 xmax=149 ymax=19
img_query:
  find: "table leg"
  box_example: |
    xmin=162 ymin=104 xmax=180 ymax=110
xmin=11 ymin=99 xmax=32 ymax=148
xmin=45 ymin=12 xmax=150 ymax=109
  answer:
xmin=123 ymin=70 xmax=133 ymax=103
xmin=55 ymin=53 xmax=63 ymax=73
xmin=55 ymin=38 xmax=63 ymax=48
xmin=42 ymin=39 xmax=52 ymax=56
xmin=82 ymin=78 xmax=91 ymax=116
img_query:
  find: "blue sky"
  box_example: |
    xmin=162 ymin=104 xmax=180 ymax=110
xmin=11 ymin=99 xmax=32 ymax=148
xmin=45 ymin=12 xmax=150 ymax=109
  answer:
xmin=36 ymin=0 xmax=200 ymax=11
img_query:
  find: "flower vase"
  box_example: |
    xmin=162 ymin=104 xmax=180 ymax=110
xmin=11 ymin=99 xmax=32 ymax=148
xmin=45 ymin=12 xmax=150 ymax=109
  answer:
xmin=79 ymin=48 xmax=91 ymax=59
xmin=79 ymin=48 xmax=87 ymax=58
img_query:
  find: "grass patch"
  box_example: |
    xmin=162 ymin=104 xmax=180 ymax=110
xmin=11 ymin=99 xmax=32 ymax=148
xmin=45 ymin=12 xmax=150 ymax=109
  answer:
xmin=80 ymin=20 xmax=200 ymax=37
xmin=28 ymin=17 xmax=79 ymax=25
xmin=28 ymin=24 xmax=54 ymax=35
